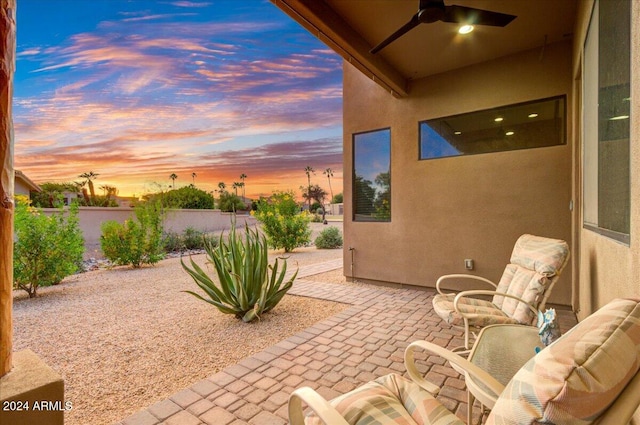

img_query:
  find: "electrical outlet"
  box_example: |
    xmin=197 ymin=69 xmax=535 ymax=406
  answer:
xmin=464 ymin=259 xmax=474 ymax=270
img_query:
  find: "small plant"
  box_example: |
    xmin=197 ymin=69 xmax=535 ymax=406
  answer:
xmin=314 ymin=226 xmax=343 ymax=249
xmin=181 ymin=224 xmax=297 ymax=322
xmin=161 ymin=231 xmax=183 ymax=253
xmin=13 ymin=196 xmax=85 ymax=298
xmin=100 ymin=201 xmax=164 ymax=267
xmin=253 ymin=191 xmax=311 ymax=253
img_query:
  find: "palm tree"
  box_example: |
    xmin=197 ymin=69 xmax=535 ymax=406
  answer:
xmin=217 ymin=181 xmax=226 ymax=194
xmin=239 ymin=173 xmax=247 ymax=200
xmin=323 ymin=168 xmax=334 ymax=202
xmin=191 ymin=172 xmax=197 ymax=186
xmin=169 ymin=173 xmax=178 ymax=188
xmin=79 ymin=171 xmax=99 ymax=204
xmin=304 ymin=166 xmax=315 ymax=210
xmin=232 ymin=182 xmax=241 ymax=196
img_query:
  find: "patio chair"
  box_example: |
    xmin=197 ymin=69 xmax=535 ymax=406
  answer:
xmin=431 ymin=233 xmax=570 ymax=350
xmin=289 ymin=297 xmax=640 ymax=425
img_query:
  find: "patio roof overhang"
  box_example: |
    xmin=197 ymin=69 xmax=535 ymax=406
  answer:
xmin=270 ymin=0 xmax=578 ymax=97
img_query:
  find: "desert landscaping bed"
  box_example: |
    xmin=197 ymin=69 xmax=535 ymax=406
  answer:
xmin=12 ymin=244 xmax=346 ymax=425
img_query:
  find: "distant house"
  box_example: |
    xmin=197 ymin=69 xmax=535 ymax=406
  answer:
xmin=14 ymin=170 xmax=41 ymax=196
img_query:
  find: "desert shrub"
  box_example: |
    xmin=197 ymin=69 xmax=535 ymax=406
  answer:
xmin=162 ymin=231 xmax=183 ymax=252
xmin=218 ymin=192 xmax=246 ymax=212
xmin=100 ymin=201 xmax=164 ymax=267
xmin=161 ymin=228 xmax=219 ymax=253
xmin=314 ymin=226 xmax=343 ymax=249
xmin=13 ymin=197 xmax=85 ymax=298
xmin=181 ymin=224 xmax=297 ymax=322
xmin=253 ymin=191 xmax=311 ymax=253
xmin=159 ymin=186 xmax=215 ymax=209
xmin=183 ymin=227 xmax=219 ymax=250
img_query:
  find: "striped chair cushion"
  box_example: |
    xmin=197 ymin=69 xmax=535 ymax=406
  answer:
xmin=432 ymin=293 xmax=520 ymax=328
xmin=305 ymin=373 xmax=464 ymax=425
xmin=487 ymin=298 xmax=640 ymax=425
xmin=493 ymin=234 xmax=569 ymax=324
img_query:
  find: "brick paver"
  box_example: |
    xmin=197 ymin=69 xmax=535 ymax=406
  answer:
xmin=119 ymin=259 xmax=577 ymax=425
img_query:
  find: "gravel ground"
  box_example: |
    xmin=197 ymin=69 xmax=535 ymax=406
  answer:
xmin=12 ymin=222 xmax=346 ymax=425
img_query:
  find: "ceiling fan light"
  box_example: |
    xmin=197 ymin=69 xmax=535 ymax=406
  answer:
xmin=459 ymin=25 xmax=474 ymax=34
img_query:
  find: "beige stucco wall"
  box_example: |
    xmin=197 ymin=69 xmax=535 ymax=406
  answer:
xmin=343 ymin=41 xmax=574 ymax=306
xmin=40 ymin=207 xmax=256 ymax=258
xmin=574 ymin=0 xmax=640 ymax=318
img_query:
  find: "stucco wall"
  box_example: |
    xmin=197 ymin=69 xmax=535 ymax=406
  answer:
xmin=574 ymin=0 xmax=640 ymax=318
xmin=343 ymin=41 xmax=574 ymax=306
xmin=41 ymin=207 xmax=256 ymax=258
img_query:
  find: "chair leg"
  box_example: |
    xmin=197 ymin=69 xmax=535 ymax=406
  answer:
xmin=467 ymin=389 xmax=475 ymax=425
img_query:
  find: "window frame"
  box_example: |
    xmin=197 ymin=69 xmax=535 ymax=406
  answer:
xmin=582 ymin=0 xmax=631 ymax=245
xmin=418 ymin=95 xmax=567 ymax=161
xmin=352 ymin=127 xmax=391 ymax=223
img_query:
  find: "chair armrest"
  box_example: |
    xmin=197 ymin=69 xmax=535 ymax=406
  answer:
xmin=289 ymin=387 xmax=350 ymax=425
xmin=436 ymin=274 xmax=498 ymax=295
xmin=453 ymin=290 xmax=539 ymax=321
xmin=405 ymin=340 xmax=505 ymax=399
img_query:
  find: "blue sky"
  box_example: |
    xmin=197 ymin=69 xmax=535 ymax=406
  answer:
xmin=13 ymin=0 xmax=343 ymax=198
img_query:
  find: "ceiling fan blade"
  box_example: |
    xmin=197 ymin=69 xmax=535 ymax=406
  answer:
xmin=443 ymin=5 xmax=516 ymax=27
xmin=370 ymin=14 xmax=421 ymax=54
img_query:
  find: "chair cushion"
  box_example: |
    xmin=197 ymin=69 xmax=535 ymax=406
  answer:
xmin=492 ymin=264 xmax=546 ymax=325
xmin=509 ymin=234 xmax=569 ymax=276
xmin=492 ymin=235 xmax=569 ymax=324
xmin=305 ymin=373 xmax=464 ymax=425
xmin=432 ymin=293 xmax=520 ymax=328
xmin=487 ymin=298 xmax=640 ymax=425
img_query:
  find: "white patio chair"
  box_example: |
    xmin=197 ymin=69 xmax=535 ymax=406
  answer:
xmin=289 ymin=297 xmax=640 ymax=425
xmin=431 ymin=233 xmax=570 ymax=350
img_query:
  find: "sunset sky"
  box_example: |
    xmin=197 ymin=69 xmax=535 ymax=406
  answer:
xmin=13 ymin=0 xmax=343 ymax=199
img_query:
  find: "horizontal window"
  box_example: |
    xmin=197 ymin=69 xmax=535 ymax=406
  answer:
xmin=420 ymin=96 xmax=566 ymax=160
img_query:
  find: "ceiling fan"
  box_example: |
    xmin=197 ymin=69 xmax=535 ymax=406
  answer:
xmin=370 ymin=0 xmax=517 ymax=54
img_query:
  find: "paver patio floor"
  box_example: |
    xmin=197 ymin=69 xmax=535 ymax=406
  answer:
xmin=118 ymin=259 xmax=577 ymax=425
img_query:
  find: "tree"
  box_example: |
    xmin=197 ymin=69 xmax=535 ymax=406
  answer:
xmin=169 ymin=173 xmax=178 ymax=188
xmin=218 ymin=192 xmax=246 ymax=212
xmin=152 ymin=186 xmax=215 ymax=209
xmin=217 ymin=181 xmax=226 ymax=194
xmin=79 ymin=171 xmax=99 ymax=204
xmin=30 ymin=182 xmax=79 ymax=208
xmin=191 ymin=172 xmax=197 ymax=186
xmin=304 ymin=166 xmax=315 ymax=210
xmin=239 ymin=173 xmax=247 ymax=199
xmin=100 ymin=185 xmax=118 ymax=199
xmin=332 ymin=193 xmax=343 ymax=204
xmin=302 ymin=184 xmax=328 ymax=221
xmin=232 ymin=182 xmax=241 ymax=196
xmin=323 ymin=168 xmax=334 ymax=202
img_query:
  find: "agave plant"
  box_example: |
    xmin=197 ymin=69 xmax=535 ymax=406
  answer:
xmin=181 ymin=224 xmax=297 ymax=322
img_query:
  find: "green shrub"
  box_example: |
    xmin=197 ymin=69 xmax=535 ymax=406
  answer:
xmin=160 ymin=186 xmax=215 ymax=209
xmin=161 ymin=228 xmax=219 ymax=253
xmin=314 ymin=226 xmax=343 ymax=249
xmin=253 ymin=191 xmax=311 ymax=253
xmin=162 ymin=231 xmax=183 ymax=252
xmin=181 ymin=224 xmax=297 ymax=322
xmin=13 ymin=196 xmax=85 ymax=298
xmin=218 ymin=192 xmax=246 ymax=212
xmin=100 ymin=202 xmax=164 ymax=267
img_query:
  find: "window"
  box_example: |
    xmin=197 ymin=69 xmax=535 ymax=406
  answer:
xmin=353 ymin=128 xmax=391 ymax=222
xmin=583 ymin=0 xmax=630 ymax=243
xmin=419 ymin=96 xmax=566 ymax=160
